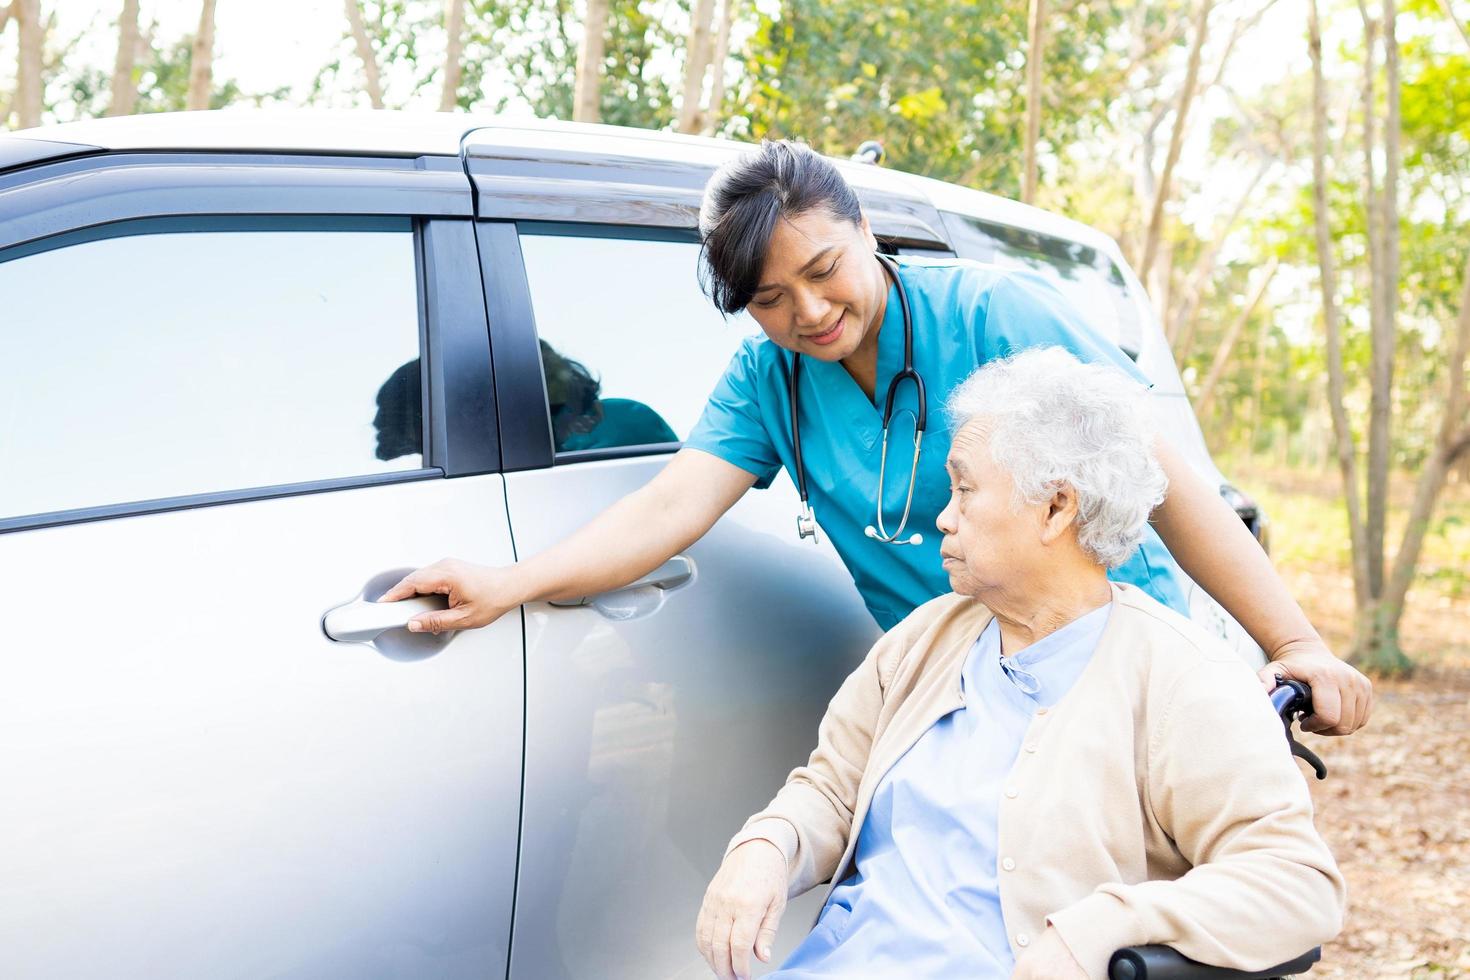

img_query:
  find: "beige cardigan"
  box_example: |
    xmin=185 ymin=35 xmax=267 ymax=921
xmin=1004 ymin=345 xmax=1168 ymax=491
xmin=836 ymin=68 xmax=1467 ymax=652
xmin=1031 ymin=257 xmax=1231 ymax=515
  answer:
xmin=729 ymin=583 xmax=1345 ymax=979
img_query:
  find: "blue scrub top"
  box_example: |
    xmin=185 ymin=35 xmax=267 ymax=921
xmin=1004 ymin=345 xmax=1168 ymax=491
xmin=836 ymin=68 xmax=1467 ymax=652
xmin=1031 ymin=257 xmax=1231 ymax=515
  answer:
xmin=684 ymin=258 xmax=1188 ymax=630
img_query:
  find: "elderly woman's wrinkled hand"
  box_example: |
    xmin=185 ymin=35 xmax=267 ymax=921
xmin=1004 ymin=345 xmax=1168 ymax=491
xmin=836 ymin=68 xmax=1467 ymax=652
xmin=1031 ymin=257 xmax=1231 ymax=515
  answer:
xmin=695 ymin=839 xmax=788 ymax=980
xmin=1009 ymin=926 xmax=1087 ymax=980
xmin=1258 ymin=638 xmax=1374 ymax=735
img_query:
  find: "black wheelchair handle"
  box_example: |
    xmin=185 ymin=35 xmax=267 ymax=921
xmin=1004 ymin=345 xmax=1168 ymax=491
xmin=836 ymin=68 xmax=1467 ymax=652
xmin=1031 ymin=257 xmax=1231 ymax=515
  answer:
xmin=1269 ymin=679 xmax=1327 ymax=780
xmin=1109 ymin=945 xmax=1322 ymax=980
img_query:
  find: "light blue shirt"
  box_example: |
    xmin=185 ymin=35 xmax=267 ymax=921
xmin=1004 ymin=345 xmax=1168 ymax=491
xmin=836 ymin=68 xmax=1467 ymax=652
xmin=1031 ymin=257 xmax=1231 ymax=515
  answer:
xmin=684 ymin=259 xmax=1187 ymax=630
xmin=770 ymin=603 xmax=1113 ymax=979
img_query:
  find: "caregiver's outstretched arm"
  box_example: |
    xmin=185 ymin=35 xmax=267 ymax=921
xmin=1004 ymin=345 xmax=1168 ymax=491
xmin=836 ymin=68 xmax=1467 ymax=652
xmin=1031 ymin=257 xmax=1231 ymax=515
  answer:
xmin=1151 ymin=441 xmax=1374 ymax=735
xmin=381 ymin=448 xmax=757 ymax=633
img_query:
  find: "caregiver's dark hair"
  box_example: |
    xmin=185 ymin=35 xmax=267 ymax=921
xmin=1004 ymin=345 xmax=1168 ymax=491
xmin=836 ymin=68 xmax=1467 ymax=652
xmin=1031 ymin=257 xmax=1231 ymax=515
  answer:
xmin=698 ymin=140 xmax=863 ymax=314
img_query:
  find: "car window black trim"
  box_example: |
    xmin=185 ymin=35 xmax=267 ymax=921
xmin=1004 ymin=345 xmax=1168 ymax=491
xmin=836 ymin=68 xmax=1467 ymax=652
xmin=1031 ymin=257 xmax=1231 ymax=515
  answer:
xmin=423 ymin=217 xmax=500 ymax=476
xmin=0 ymin=469 xmax=445 ymax=535
xmin=477 ymin=219 xmax=554 ymax=472
xmin=0 ymin=213 xmax=466 ymax=533
xmin=0 ymin=213 xmax=411 ymax=265
xmin=0 ymin=151 xmax=471 ymax=254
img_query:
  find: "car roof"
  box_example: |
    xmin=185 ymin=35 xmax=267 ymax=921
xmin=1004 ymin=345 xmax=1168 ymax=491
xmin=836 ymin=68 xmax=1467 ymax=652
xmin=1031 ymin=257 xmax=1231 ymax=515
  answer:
xmin=3 ymin=109 xmax=1120 ymax=253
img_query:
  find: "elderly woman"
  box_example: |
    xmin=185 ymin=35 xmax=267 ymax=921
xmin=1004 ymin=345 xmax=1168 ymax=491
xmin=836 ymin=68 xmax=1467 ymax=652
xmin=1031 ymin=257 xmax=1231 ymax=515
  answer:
xmin=695 ymin=347 xmax=1345 ymax=980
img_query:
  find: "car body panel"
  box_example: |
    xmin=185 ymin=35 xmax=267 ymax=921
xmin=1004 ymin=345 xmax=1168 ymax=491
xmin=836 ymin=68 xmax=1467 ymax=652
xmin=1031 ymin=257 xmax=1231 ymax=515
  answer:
xmin=0 ymin=477 xmax=523 ymax=978
xmin=502 ymin=460 xmax=879 ymax=980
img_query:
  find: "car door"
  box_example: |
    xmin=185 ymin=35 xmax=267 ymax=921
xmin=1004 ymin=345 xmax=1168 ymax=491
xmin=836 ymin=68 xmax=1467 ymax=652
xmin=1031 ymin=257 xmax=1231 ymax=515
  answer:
xmin=473 ymin=220 xmax=880 ymax=979
xmin=0 ymin=155 xmax=522 ymax=978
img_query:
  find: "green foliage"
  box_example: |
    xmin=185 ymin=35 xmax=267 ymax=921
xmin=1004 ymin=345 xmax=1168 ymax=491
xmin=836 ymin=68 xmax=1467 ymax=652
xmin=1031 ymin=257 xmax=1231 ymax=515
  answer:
xmin=446 ymin=0 xmax=687 ymax=125
xmin=726 ymin=0 xmax=1127 ymax=194
xmin=48 ymin=30 xmax=259 ymax=122
xmin=310 ymin=0 xmax=441 ymax=108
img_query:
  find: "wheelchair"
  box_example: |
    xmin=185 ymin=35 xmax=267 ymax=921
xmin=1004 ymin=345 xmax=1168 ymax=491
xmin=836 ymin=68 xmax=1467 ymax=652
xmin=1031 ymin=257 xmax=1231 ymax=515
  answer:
xmin=1108 ymin=680 xmax=1330 ymax=980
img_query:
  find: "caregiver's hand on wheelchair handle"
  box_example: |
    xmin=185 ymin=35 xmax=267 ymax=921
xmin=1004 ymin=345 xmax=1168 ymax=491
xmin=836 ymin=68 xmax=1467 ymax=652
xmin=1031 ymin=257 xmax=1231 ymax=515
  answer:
xmin=1010 ymin=926 xmax=1087 ymax=980
xmin=1258 ymin=637 xmax=1373 ymax=736
xmin=696 ymin=839 xmax=788 ymax=980
xmin=381 ymin=559 xmax=522 ymax=634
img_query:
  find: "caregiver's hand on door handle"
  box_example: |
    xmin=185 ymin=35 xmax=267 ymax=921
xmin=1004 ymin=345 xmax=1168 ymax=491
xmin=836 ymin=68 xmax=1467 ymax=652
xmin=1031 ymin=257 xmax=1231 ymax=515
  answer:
xmin=380 ymin=558 xmax=519 ymax=634
xmin=380 ymin=449 xmax=757 ymax=635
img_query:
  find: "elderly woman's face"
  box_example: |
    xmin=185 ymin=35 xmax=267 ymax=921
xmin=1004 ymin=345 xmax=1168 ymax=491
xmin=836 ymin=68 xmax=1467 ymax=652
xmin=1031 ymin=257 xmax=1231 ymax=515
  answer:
xmin=746 ymin=209 xmax=886 ymax=363
xmin=935 ymin=422 xmax=1048 ymax=597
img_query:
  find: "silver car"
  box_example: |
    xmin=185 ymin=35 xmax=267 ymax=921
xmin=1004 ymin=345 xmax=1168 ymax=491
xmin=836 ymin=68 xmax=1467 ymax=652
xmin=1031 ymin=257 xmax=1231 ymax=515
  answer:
xmin=0 ymin=111 xmax=1263 ymax=979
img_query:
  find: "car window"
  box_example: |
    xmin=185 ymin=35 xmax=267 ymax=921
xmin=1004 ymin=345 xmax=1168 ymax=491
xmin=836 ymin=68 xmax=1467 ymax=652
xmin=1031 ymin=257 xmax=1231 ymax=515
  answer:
xmin=518 ymin=225 xmax=761 ymax=456
xmin=940 ymin=213 xmax=1142 ymax=358
xmin=0 ymin=216 xmax=424 ymax=520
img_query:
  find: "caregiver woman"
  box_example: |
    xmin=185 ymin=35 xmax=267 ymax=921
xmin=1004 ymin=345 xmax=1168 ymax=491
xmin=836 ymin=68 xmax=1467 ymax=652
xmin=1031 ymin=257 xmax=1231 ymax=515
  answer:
xmin=383 ymin=139 xmax=1371 ymax=735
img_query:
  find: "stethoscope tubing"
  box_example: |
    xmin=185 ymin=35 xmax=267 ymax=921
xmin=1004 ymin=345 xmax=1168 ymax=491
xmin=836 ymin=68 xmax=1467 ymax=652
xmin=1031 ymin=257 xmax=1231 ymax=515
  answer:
xmin=790 ymin=252 xmax=927 ymax=545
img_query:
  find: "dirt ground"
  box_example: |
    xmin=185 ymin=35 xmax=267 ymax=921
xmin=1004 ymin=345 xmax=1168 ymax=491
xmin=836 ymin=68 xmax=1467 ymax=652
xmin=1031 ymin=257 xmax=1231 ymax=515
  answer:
xmin=1241 ymin=469 xmax=1470 ymax=979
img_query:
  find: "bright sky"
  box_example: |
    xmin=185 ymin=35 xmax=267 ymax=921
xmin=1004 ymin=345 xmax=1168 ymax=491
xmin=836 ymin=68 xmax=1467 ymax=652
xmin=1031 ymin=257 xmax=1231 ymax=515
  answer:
xmin=44 ymin=1 xmax=477 ymax=112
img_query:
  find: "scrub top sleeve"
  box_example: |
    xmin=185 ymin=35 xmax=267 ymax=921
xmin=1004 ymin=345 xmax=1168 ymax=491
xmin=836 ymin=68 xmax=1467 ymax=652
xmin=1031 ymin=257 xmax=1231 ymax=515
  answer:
xmin=980 ymin=271 xmax=1152 ymax=388
xmin=684 ymin=340 xmax=784 ymax=490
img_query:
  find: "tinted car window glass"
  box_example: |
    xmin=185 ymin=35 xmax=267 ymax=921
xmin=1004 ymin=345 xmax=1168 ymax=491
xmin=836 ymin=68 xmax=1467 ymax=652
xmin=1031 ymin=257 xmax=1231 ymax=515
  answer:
xmin=518 ymin=226 xmax=761 ymax=455
xmin=0 ymin=216 xmax=423 ymax=520
xmin=943 ymin=213 xmax=1142 ymax=357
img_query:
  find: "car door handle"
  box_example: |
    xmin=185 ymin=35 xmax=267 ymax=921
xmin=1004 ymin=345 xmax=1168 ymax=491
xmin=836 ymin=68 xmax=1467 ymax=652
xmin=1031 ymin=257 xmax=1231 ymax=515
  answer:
xmin=547 ymin=556 xmax=694 ymax=607
xmin=322 ymin=593 xmax=449 ymax=643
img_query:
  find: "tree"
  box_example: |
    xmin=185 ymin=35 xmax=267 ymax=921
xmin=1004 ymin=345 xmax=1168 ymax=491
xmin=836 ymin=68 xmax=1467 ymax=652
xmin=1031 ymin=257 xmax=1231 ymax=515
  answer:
xmin=1194 ymin=258 xmax=1278 ymax=420
xmin=108 ymin=0 xmax=140 ymax=116
xmin=344 ymin=0 xmax=386 ymax=108
xmin=701 ymin=0 xmax=738 ymax=134
xmin=1021 ymin=0 xmax=1046 ymax=204
xmin=732 ymin=0 xmax=1127 ymax=194
xmin=1137 ymin=0 xmax=1213 ymax=286
xmin=439 ymin=0 xmax=466 ymax=111
xmin=676 ymin=0 xmax=715 ymax=133
xmin=1304 ymin=0 xmax=1470 ymax=674
xmin=187 ymin=0 xmax=216 ymax=111
xmin=11 ymin=0 xmax=44 ymax=129
xmin=573 ymin=0 xmax=609 ymax=122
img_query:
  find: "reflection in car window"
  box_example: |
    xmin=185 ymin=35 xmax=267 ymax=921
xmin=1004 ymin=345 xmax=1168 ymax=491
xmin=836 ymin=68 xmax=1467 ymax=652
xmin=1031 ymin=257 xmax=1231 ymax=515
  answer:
xmin=0 ymin=217 xmax=423 ymax=520
xmin=518 ymin=226 xmax=761 ymax=455
xmin=942 ymin=213 xmax=1142 ymax=358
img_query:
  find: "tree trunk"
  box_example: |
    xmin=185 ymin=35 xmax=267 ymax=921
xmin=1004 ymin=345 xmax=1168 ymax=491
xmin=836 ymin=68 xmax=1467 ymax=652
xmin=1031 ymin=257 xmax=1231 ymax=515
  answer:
xmin=1437 ymin=0 xmax=1470 ymax=51
xmin=108 ymin=0 xmax=140 ymax=117
xmin=701 ymin=0 xmax=737 ymax=136
xmin=1357 ymin=0 xmax=1406 ymax=673
xmin=1194 ymin=259 xmax=1277 ymax=420
xmin=1022 ymin=0 xmax=1047 ymax=204
xmin=1138 ymin=0 xmax=1212 ymax=285
xmin=187 ymin=0 xmax=216 ymax=111
xmin=1357 ymin=0 xmax=1390 ymax=601
xmin=573 ymin=0 xmax=609 ymax=123
xmin=1168 ymin=159 xmax=1270 ymax=354
xmin=676 ymin=0 xmax=716 ymax=133
xmin=439 ymin=0 xmax=466 ymax=111
xmin=14 ymin=0 xmax=43 ymax=128
xmin=1307 ymin=0 xmax=1372 ymax=609
xmin=344 ymin=0 xmax=384 ymax=109
xmin=1381 ymin=252 xmax=1470 ymax=651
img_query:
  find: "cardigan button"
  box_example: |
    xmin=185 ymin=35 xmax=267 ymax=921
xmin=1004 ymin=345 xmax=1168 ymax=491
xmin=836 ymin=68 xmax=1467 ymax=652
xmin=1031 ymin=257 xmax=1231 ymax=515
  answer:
xmin=1002 ymin=857 xmax=1016 ymax=871
xmin=1035 ymin=707 xmax=1048 ymax=716
xmin=1016 ymin=932 xmax=1030 ymax=947
xmin=1024 ymin=742 xmax=1038 ymax=753
xmin=1004 ymin=786 xmax=1019 ymax=799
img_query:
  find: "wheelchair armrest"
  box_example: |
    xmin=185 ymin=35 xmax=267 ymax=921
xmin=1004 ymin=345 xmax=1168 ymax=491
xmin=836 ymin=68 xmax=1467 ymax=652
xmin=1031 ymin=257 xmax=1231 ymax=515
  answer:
xmin=1108 ymin=945 xmax=1321 ymax=980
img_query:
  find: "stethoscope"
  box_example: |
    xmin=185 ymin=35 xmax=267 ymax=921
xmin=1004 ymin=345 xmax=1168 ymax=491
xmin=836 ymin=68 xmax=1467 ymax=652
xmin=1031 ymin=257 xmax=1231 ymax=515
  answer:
xmin=790 ymin=252 xmax=927 ymax=546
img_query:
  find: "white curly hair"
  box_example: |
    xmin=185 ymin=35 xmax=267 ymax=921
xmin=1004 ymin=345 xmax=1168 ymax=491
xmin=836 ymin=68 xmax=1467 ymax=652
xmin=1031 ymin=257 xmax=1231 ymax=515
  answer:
xmin=946 ymin=346 xmax=1168 ymax=569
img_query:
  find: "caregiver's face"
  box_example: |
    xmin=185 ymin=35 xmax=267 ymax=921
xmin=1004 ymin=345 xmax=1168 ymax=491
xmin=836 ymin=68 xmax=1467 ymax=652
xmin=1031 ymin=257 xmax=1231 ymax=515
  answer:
xmin=745 ymin=208 xmax=885 ymax=363
xmin=935 ymin=422 xmax=1044 ymax=596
